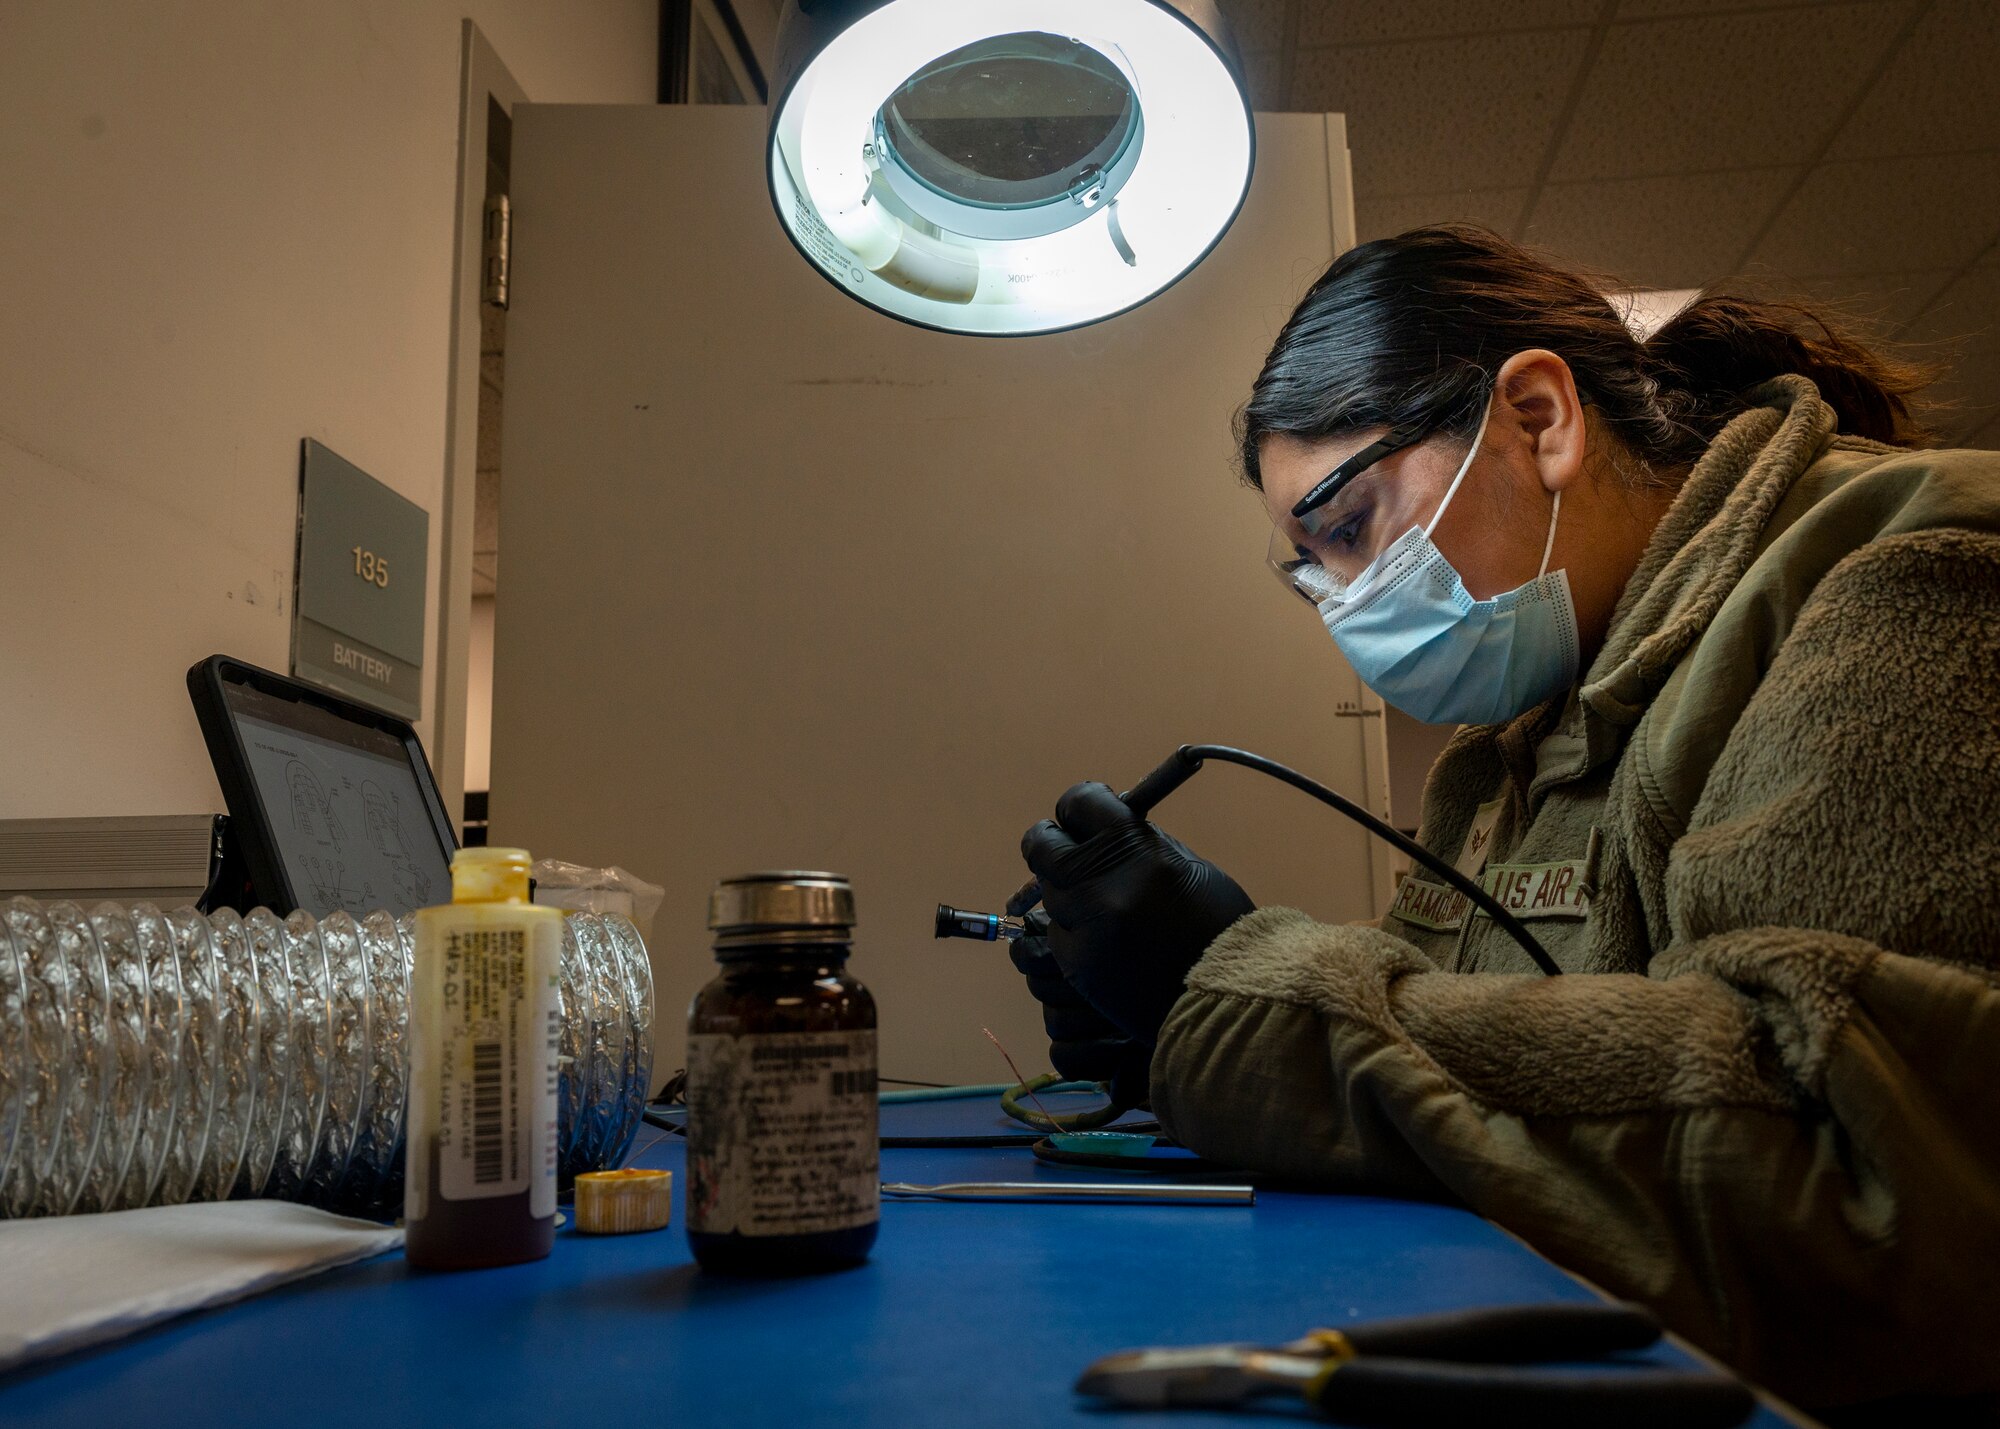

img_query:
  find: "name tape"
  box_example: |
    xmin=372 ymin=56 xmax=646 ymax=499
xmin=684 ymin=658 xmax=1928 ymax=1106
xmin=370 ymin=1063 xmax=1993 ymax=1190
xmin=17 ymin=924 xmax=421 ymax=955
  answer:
xmin=1388 ymin=856 xmax=1593 ymax=934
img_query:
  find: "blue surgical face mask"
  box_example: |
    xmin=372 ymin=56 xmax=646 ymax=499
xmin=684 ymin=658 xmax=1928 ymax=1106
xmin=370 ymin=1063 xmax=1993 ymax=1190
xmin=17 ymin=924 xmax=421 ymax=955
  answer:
xmin=1316 ymin=400 xmax=1579 ymax=726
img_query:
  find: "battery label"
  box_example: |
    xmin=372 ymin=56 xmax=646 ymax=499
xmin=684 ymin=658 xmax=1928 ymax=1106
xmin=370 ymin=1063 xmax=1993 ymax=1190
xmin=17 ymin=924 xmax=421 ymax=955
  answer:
xmin=685 ymin=1029 xmax=878 ymax=1238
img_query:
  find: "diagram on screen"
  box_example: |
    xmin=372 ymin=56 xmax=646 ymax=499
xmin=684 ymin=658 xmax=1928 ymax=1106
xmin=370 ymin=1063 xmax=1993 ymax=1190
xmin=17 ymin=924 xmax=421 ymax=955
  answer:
xmin=302 ymin=854 xmax=363 ymax=910
xmin=287 ymin=761 xmax=345 ymax=846
xmin=363 ymin=779 xmax=432 ymax=906
xmin=241 ymin=718 xmax=450 ymax=919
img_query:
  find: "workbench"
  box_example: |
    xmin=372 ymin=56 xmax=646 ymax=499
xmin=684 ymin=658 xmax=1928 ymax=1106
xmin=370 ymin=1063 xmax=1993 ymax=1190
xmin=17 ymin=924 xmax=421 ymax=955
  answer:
xmin=0 ymin=1097 xmax=1810 ymax=1426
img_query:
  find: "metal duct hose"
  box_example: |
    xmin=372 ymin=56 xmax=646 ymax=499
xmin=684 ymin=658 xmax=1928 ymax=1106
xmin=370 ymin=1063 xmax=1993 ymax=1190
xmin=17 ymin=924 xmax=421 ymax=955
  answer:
xmin=0 ymin=897 xmax=654 ymax=1220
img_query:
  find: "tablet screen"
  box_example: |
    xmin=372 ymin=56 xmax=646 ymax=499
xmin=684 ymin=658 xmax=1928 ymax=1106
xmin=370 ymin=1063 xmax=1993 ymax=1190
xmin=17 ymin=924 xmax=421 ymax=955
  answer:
xmin=222 ymin=679 xmax=451 ymax=917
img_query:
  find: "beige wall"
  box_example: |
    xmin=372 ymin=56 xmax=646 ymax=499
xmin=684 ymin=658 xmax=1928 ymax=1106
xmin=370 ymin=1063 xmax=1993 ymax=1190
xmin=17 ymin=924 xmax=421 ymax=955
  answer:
xmin=494 ymin=106 xmax=1378 ymax=1086
xmin=1385 ymin=707 xmax=1458 ymax=834
xmin=0 ymin=0 xmax=655 ymax=818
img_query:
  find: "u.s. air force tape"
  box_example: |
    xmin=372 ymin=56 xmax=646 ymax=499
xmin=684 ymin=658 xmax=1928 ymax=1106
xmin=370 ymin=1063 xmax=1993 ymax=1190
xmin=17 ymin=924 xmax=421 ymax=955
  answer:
xmin=1388 ymin=856 xmax=1593 ymax=933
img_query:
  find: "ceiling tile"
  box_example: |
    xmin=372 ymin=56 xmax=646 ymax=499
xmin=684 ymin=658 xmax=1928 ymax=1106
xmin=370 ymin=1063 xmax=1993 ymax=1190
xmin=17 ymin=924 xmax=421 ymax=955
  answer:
xmin=1751 ymin=151 xmax=2000 ymax=277
xmin=1900 ymin=266 xmax=2000 ymax=441
xmin=1827 ymin=0 xmax=2000 ymax=159
xmin=1548 ymin=3 xmax=1911 ymax=181
xmin=1238 ymin=48 xmax=1287 ymax=109
xmin=1355 ymin=188 xmax=1533 ymax=241
xmin=1900 ymin=265 xmax=2000 ymax=350
xmin=1739 ymin=269 xmax=1959 ymax=328
xmin=1294 ymin=29 xmax=1593 ymax=196
xmin=1930 ymin=348 xmax=2000 ymax=444
xmin=1617 ymin=0 xmax=1899 ymax=14
xmin=1302 ymin=0 xmax=1603 ymax=47
xmin=1521 ymin=167 xmax=1797 ymax=287
xmin=1220 ymin=0 xmax=1291 ymax=53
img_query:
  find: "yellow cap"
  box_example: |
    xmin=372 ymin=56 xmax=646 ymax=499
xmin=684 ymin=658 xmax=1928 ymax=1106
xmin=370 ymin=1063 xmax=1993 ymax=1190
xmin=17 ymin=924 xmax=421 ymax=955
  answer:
xmin=574 ymin=1168 xmax=673 ymax=1234
xmin=451 ymin=846 xmax=533 ymax=903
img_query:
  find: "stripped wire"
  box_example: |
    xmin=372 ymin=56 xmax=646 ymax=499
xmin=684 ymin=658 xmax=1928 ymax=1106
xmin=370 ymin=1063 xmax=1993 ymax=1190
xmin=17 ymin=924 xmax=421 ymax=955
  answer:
xmin=982 ymin=1026 xmax=1059 ymax=1129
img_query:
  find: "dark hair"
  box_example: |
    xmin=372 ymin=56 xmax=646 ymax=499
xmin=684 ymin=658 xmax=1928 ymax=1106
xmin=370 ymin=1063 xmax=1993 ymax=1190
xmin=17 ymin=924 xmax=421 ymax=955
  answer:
xmin=1238 ymin=224 xmax=1937 ymax=489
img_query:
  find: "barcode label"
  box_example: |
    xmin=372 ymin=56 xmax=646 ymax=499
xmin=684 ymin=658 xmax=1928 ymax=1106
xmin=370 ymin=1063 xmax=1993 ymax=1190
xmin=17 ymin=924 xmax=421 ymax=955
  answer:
xmin=829 ymin=1068 xmax=875 ymax=1097
xmin=427 ymin=921 xmax=560 ymax=1210
xmin=471 ymin=1041 xmax=504 ymax=1183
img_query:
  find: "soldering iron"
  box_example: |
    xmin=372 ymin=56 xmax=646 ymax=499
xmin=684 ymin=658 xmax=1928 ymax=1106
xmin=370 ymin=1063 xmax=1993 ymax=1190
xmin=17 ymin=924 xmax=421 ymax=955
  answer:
xmin=936 ymin=743 xmax=1560 ymax=977
xmin=933 ymin=905 xmax=1027 ymax=943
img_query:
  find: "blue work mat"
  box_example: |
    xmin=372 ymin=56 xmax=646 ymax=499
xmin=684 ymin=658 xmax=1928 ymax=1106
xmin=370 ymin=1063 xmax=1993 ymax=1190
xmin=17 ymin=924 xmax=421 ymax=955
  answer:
xmin=0 ymin=1096 xmax=1804 ymax=1427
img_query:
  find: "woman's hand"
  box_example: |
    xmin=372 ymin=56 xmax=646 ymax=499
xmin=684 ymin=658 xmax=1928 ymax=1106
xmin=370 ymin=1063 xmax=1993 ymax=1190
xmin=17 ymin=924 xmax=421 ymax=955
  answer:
xmin=1019 ymin=781 xmax=1255 ymax=1046
xmin=1007 ymin=911 xmax=1154 ymax=1107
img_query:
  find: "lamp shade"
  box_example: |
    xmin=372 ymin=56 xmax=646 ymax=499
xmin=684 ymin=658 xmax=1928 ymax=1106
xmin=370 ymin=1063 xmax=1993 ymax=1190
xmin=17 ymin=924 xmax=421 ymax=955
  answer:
xmin=768 ymin=0 xmax=1254 ymax=336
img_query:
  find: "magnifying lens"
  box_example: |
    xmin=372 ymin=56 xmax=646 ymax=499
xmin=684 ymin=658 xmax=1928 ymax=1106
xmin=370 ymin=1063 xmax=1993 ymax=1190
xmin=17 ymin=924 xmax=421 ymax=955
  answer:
xmin=768 ymin=0 xmax=1255 ymax=336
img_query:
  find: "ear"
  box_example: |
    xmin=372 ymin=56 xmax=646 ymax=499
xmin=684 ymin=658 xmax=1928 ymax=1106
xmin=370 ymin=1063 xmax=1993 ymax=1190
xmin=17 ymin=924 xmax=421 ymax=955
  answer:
xmin=1493 ymin=349 xmax=1588 ymax=494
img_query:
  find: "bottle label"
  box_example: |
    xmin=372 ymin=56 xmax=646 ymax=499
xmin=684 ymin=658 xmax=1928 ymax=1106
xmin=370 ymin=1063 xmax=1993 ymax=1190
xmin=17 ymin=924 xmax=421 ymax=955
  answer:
xmin=418 ymin=921 xmax=562 ymax=1212
xmin=685 ymin=1029 xmax=879 ymax=1238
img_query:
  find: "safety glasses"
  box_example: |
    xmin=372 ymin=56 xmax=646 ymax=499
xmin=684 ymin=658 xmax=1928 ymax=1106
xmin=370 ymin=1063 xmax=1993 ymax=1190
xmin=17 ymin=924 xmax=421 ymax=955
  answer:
xmin=1266 ymin=418 xmax=1437 ymax=606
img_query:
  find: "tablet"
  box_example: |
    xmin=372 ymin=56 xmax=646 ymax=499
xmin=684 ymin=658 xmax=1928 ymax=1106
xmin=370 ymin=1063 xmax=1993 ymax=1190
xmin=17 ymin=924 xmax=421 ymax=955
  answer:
xmin=187 ymin=655 xmax=456 ymax=918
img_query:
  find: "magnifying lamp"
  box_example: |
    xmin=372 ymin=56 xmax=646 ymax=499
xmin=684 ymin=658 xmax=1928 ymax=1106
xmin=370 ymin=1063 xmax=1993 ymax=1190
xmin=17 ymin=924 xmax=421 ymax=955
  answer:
xmin=768 ymin=0 xmax=1254 ymax=336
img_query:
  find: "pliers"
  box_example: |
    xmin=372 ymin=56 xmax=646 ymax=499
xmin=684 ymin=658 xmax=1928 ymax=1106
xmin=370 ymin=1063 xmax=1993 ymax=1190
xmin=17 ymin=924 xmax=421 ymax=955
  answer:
xmin=1075 ymin=1300 xmax=1757 ymax=1427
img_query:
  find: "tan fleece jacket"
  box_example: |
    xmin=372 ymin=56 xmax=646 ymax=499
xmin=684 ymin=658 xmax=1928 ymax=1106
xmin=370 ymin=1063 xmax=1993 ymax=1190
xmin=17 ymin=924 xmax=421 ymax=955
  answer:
xmin=1150 ymin=376 xmax=2000 ymax=1413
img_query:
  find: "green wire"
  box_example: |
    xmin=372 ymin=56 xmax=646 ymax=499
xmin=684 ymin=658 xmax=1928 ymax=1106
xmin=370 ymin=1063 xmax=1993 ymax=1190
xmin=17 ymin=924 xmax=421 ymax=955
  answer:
xmin=876 ymin=1080 xmax=1101 ymax=1105
xmin=877 ymin=1078 xmax=1129 ymax=1131
xmin=877 ymin=1082 xmax=1014 ymax=1104
xmin=998 ymin=1073 xmax=1129 ymax=1132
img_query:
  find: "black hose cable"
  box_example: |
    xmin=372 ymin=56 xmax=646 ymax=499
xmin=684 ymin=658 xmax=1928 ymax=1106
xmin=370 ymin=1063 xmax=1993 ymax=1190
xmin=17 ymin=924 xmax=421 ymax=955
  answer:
xmin=1176 ymin=744 xmax=1560 ymax=977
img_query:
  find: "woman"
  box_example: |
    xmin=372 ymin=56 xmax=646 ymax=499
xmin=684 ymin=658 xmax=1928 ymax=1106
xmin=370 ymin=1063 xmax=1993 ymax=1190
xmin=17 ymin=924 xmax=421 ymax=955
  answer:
xmin=1012 ymin=226 xmax=2000 ymax=1420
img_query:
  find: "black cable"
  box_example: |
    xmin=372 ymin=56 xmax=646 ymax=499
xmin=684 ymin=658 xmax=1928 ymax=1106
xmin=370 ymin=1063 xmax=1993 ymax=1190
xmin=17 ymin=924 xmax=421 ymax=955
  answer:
xmin=1176 ymin=744 xmax=1560 ymax=977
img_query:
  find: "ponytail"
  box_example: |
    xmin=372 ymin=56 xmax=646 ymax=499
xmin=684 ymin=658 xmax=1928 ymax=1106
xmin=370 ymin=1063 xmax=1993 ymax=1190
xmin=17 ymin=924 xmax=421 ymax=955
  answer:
xmin=1239 ymin=225 xmax=1940 ymax=491
xmin=1642 ymin=293 xmax=1933 ymax=449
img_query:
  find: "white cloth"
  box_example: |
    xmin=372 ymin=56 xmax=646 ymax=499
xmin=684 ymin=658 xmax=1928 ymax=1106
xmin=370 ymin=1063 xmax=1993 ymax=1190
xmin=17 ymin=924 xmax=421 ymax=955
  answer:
xmin=0 ymin=1200 xmax=403 ymax=1372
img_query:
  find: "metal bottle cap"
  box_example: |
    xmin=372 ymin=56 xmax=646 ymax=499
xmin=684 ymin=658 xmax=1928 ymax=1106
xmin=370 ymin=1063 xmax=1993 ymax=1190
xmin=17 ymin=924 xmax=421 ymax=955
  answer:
xmin=708 ymin=872 xmax=856 ymax=943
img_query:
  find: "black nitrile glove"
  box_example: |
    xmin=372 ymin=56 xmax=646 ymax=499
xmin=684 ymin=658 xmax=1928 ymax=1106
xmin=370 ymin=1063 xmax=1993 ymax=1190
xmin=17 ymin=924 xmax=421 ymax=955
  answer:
xmin=1007 ymin=911 xmax=1154 ymax=1107
xmin=1020 ymin=781 xmax=1255 ymax=1046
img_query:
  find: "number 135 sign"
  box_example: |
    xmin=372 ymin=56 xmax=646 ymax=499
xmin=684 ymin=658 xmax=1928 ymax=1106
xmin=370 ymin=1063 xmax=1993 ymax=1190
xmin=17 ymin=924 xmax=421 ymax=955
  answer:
xmin=352 ymin=546 xmax=391 ymax=588
xmin=295 ymin=439 xmax=427 ymax=719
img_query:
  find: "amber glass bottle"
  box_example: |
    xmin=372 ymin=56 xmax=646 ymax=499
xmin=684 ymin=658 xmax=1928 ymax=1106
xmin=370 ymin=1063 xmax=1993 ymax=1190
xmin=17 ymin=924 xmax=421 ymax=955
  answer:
xmin=686 ymin=872 xmax=878 ymax=1275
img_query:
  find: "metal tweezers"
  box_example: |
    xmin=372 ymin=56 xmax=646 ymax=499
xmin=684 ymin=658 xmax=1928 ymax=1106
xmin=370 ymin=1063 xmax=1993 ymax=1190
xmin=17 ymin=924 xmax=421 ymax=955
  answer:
xmin=880 ymin=1181 xmax=1253 ymax=1205
xmin=1076 ymin=1301 xmax=1757 ymax=1427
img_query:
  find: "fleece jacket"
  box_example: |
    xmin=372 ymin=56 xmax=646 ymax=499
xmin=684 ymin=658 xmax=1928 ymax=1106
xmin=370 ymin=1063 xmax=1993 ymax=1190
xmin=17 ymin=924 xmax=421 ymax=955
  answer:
xmin=1150 ymin=375 xmax=2000 ymax=1414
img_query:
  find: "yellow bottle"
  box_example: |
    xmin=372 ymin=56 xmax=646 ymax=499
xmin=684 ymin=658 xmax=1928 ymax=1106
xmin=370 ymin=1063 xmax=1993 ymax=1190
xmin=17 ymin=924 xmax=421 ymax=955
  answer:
xmin=405 ymin=847 xmax=562 ymax=1269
